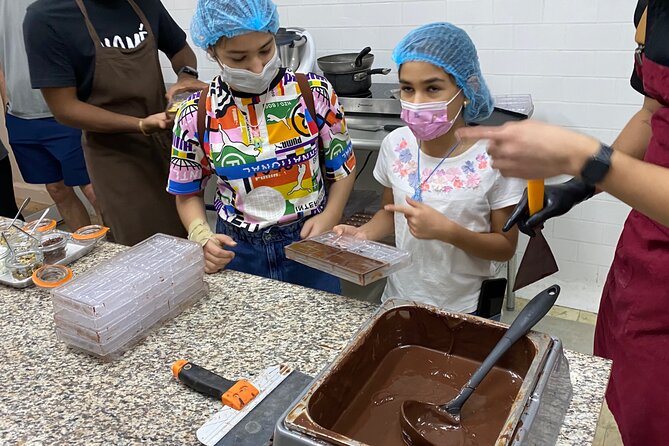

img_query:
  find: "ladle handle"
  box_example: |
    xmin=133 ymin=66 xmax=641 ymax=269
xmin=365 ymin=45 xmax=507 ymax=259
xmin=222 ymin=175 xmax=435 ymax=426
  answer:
xmin=446 ymin=285 xmax=560 ymax=414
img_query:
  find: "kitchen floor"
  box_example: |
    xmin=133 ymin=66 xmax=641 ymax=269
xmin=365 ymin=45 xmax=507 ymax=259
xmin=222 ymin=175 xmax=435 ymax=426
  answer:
xmin=341 ymin=280 xmax=623 ymax=446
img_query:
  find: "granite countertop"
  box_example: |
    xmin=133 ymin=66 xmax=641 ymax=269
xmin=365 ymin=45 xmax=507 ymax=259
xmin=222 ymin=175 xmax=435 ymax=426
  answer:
xmin=0 ymin=242 xmax=611 ymax=445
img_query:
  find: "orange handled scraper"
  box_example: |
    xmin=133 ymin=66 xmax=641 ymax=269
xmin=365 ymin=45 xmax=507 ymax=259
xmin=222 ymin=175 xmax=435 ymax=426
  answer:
xmin=513 ymin=180 xmax=559 ymax=291
xmin=172 ymin=360 xmax=259 ymax=411
xmin=527 ymin=179 xmax=545 ymax=216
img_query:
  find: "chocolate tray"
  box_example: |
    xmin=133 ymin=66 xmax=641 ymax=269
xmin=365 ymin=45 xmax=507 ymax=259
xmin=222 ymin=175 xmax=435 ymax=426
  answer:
xmin=285 ymin=231 xmax=410 ymax=286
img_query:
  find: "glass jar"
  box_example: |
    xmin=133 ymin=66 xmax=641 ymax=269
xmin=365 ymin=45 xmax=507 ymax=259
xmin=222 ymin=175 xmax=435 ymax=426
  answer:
xmin=0 ymin=220 xmax=24 ymax=247
xmin=39 ymin=232 xmax=69 ymax=264
xmin=23 ymin=218 xmax=57 ymax=235
xmin=32 ymin=264 xmax=73 ymax=288
xmin=0 ymin=217 xmax=23 ymax=231
xmin=5 ymin=250 xmax=45 ymax=281
xmin=72 ymin=225 xmax=109 ymax=246
xmin=0 ymin=246 xmax=9 ymax=276
xmin=11 ymin=234 xmax=40 ymax=255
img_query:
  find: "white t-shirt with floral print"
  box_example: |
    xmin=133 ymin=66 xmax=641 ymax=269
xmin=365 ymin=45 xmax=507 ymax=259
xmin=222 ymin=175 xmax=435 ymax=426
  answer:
xmin=374 ymin=126 xmax=524 ymax=312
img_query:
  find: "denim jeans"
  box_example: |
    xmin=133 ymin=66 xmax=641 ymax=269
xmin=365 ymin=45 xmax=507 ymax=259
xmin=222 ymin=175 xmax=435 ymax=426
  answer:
xmin=216 ymin=217 xmax=341 ymax=294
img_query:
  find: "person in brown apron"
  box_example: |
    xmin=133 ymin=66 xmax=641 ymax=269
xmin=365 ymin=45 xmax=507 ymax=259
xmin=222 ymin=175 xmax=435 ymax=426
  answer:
xmin=458 ymin=2 xmax=669 ymax=443
xmin=23 ymin=0 xmax=206 ymax=245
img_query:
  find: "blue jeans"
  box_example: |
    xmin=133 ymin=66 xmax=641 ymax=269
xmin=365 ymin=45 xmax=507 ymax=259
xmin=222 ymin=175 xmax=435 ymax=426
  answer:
xmin=216 ymin=217 xmax=341 ymax=294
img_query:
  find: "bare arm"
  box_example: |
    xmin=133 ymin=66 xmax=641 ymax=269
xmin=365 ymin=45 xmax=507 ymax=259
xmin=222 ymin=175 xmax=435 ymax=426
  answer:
xmin=166 ymin=45 xmax=207 ymax=100
xmin=176 ymin=193 xmax=236 ymax=273
xmin=41 ymin=87 xmax=171 ymax=134
xmin=322 ymin=172 xmax=355 ymax=221
xmin=0 ymin=64 xmax=7 ymax=113
xmin=175 ymin=193 xmax=208 ymax=230
xmin=443 ymin=206 xmax=519 ymax=262
xmin=611 ymin=97 xmax=662 ymax=159
xmin=357 ymin=187 xmax=396 ymax=240
xmin=458 ymin=120 xmax=669 ymax=228
xmin=566 ymin=140 xmax=669 ymax=228
xmin=385 ymin=199 xmax=518 ymax=262
xmin=589 ymin=97 xmax=661 ymax=195
xmin=300 ymin=171 xmax=356 ymax=238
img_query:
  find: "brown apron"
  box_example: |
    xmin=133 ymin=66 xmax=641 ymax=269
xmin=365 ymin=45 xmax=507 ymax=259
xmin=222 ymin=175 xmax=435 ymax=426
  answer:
xmin=75 ymin=0 xmax=185 ymax=245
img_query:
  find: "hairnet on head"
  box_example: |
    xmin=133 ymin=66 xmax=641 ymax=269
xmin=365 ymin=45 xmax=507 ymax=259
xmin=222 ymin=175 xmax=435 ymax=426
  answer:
xmin=392 ymin=22 xmax=493 ymax=123
xmin=191 ymin=0 xmax=280 ymax=49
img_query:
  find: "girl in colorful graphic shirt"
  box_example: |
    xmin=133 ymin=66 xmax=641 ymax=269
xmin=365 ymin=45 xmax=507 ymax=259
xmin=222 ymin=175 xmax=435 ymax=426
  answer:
xmin=335 ymin=23 xmax=523 ymax=313
xmin=168 ymin=0 xmax=355 ymax=293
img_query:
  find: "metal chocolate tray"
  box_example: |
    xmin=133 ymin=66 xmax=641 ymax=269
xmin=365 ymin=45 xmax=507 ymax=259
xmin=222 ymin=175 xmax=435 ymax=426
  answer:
xmin=274 ymin=299 xmax=572 ymax=446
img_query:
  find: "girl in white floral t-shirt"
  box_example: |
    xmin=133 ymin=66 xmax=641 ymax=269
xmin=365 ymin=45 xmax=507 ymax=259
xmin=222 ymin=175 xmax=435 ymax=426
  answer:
xmin=335 ymin=23 xmax=523 ymax=314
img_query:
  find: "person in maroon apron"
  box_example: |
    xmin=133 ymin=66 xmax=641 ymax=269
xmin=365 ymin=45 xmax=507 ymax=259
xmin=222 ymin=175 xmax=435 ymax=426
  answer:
xmin=24 ymin=0 xmax=206 ymax=245
xmin=458 ymin=2 xmax=669 ymax=443
xmin=593 ymin=2 xmax=669 ymax=444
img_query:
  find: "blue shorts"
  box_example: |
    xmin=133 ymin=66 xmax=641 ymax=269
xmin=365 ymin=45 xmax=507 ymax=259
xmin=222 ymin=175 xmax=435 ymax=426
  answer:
xmin=216 ymin=217 xmax=341 ymax=294
xmin=5 ymin=114 xmax=90 ymax=186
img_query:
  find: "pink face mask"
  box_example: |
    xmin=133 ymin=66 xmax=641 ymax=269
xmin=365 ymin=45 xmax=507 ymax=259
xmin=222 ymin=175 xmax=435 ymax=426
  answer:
xmin=400 ymin=89 xmax=463 ymax=141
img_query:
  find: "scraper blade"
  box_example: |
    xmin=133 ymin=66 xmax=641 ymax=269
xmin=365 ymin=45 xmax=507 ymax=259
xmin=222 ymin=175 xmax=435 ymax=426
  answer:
xmin=196 ymin=365 xmax=311 ymax=446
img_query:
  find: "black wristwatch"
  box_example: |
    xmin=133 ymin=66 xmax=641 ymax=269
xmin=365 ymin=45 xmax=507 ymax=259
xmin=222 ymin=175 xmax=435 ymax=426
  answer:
xmin=580 ymin=143 xmax=613 ymax=186
xmin=177 ymin=65 xmax=199 ymax=79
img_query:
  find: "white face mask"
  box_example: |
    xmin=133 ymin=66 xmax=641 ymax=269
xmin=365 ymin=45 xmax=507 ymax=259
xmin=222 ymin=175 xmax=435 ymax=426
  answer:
xmin=218 ymin=50 xmax=282 ymax=94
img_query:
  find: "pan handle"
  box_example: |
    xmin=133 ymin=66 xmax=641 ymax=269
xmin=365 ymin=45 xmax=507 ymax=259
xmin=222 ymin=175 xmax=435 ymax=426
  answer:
xmin=353 ymin=71 xmax=369 ymax=82
xmin=353 ymin=68 xmax=392 ymax=82
xmin=368 ymin=68 xmax=391 ymax=76
xmin=354 ymin=47 xmax=372 ymax=67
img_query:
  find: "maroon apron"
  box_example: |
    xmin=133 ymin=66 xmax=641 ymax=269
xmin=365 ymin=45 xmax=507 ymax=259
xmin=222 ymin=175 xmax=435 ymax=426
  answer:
xmin=75 ymin=0 xmax=185 ymax=245
xmin=594 ymin=54 xmax=669 ymax=445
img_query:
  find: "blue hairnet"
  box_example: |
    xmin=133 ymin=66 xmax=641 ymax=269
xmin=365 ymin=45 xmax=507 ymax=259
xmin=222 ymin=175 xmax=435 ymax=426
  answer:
xmin=191 ymin=0 xmax=280 ymax=49
xmin=392 ymin=23 xmax=493 ymax=123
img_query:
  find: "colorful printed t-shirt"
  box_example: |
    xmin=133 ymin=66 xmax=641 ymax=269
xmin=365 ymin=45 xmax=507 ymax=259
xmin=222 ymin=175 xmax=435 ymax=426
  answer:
xmin=374 ymin=127 xmax=524 ymax=313
xmin=167 ymin=69 xmax=356 ymax=232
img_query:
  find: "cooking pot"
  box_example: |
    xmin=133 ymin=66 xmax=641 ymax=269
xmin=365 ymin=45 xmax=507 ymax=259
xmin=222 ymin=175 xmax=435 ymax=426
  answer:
xmin=317 ymin=47 xmax=374 ymax=73
xmin=323 ymin=68 xmax=391 ymax=96
xmin=318 ymin=47 xmax=391 ymax=96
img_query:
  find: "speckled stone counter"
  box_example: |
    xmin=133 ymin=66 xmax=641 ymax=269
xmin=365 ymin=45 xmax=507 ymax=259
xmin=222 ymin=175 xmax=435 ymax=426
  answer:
xmin=0 ymin=242 xmax=611 ymax=445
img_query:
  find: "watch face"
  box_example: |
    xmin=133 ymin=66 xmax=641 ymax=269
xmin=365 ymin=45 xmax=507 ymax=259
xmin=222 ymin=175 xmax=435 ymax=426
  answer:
xmin=180 ymin=66 xmax=198 ymax=78
xmin=582 ymin=144 xmax=613 ymax=185
xmin=588 ymin=161 xmax=608 ymax=181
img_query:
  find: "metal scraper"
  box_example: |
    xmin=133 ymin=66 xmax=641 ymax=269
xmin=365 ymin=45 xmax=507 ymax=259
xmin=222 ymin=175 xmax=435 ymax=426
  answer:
xmin=195 ymin=365 xmax=312 ymax=446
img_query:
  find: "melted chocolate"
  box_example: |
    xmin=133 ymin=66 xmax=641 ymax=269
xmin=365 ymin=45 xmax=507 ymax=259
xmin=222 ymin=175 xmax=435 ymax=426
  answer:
xmin=292 ymin=306 xmax=538 ymax=445
xmin=331 ymin=346 xmax=521 ymax=446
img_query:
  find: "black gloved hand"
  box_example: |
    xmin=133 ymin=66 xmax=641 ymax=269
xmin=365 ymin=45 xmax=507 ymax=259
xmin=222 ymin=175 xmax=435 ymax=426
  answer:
xmin=504 ymin=178 xmax=596 ymax=236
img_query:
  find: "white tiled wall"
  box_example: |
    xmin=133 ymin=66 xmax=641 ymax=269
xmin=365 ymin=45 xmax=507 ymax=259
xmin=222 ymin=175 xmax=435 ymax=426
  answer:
xmin=162 ymin=0 xmax=641 ymax=311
